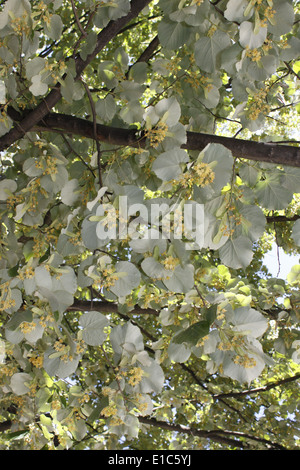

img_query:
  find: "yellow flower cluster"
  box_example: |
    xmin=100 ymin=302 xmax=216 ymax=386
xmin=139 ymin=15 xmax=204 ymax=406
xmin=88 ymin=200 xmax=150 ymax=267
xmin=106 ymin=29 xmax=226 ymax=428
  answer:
xmin=0 ymin=282 xmax=19 ymax=314
xmin=262 ymin=39 xmax=273 ymax=52
xmin=45 ymin=60 xmax=67 ymax=83
xmin=166 ymin=57 xmax=181 ymax=75
xmin=0 ymin=296 xmax=16 ymax=312
xmin=25 ymin=178 xmax=48 ymax=214
xmin=112 ymin=64 xmax=126 ymax=82
xmin=11 ymin=14 xmax=31 ymax=37
xmin=20 ymin=322 xmax=36 ymax=334
xmin=33 ymin=1 xmax=53 ymax=28
xmin=76 ymin=339 xmax=86 ymax=355
xmin=142 ymin=288 xmax=173 ymax=308
xmin=29 ymin=354 xmax=43 ymax=369
xmin=35 ymin=155 xmax=58 ymax=176
xmin=193 ymin=162 xmax=215 ymax=186
xmin=110 ymin=416 xmax=125 ymax=426
xmin=79 ymin=392 xmax=90 ymax=404
xmin=245 ymin=47 xmax=262 ymax=62
xmin=101 ymin=405 xmax=117 ymax=418
xmin=54 ymin=338 xmax=73 ymax=363
xmin=233 ymin=354 xmax=257 ymax=369
xmin=218 ymin=340 xmax=232 ymax=351
xmin=145 ymin=122 xmax=168 ymax=148
xmin=18 ymin=267 xmax=35 ymax=280
xmin=102 ymin=386 xmax=114 ymax=397
xmin=264 ymin=6 xmax=276 ymax=19
xmin=0 ymin=364 xmax=17 ymax=378
xmin=128 ymin=367 xmax=144 ymax=387
xmin=177 ymin=162 xmax=215 ymax=190
xmin=207 ymin=25 xmax=217 ymax=38
xmin=135 ymin=395 xmax=149 ymax=414
xmin=163 ymin=256 xmax=179 ymax=271
xmin=247 ymin=88 xmax=270 ymax=121
xmin=51 ymin=399 xmax=62 ymax=410
xmin=184 ymin=71 xmax=213 ymax=92
xmin=93 ymin=265 xmax=119 ymax=290
xmin=69 ymin=231 xmax=82 ymax=247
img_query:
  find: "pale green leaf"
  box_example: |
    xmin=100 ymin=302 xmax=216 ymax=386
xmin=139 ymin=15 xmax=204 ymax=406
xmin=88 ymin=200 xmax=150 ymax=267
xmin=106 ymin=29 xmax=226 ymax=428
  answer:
xmin=0 ymin=179 xmax=17 ymax=200
xmin=194 ymin=31 xmax=231 ymax=73
xmin=29 ymin=75 xmax=48 ymax=97
xmin=167 ymin=342 xmax=192 ymax=363
xmin=239 ymin=21 xmax=267 ymax=49
xmin=110 ymin=261 xmax=141 ymax=298
xmin=230 ymin=307 xmax=269 ymax=338
xmin=43 ymin=348 xmax=80 ymax=379
xmin=46 ymin=13 xmax=63 ymax=40
xmin=25 ymin=57 xmax=46 ymax=80
xmin=255 ymin=174 xmax=293 ymax=210
xmin=163 ymin=264 xmax=194 ymax=293
xmin=95 ymin=95 xmax=117 ymax=122
xmin=202 ymin=143 xmax=234 ymax=191
xmin=172 ymin=320 xmax=210 ymax=346
xmin=292 ymin=220 xmax=300 ymax=246
xmin=79 ymin=311 xmax=108 ymax=346
xmin=61 ymin=179 xmax=80 ymax=206
xmin=219 ymin=236 xmax=253 ymax=269
xmin=110 ymin=322 xmax=144 ymax=356
xmin=268 ymin=0 xmax=294 ymax=36
xmin=158 ymin=20 xmax=191 ymax=50
xmin=224 ymin=0 xmax=253 ymax=22
xmin=10 ymin=373 xmax=31 ymax=395
xmin=35 ymin=266 xmax=52 ymax=290
xmin=152 ymin=148 xmax=189 ymax=181
xmin=138 ymin=358 xmax=165 ymax=394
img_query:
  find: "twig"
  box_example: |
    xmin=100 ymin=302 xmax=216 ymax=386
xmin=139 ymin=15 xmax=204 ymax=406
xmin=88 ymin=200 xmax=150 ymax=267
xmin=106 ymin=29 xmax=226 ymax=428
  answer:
xmin=61 ymin=134 xmax=96 ymax=178
xmin=80 ymin=79 xmax=103 ymax=187
xmin=71 ymin=0 xmax=87 ymax=37
xmin=213 ymin=373 xmax=300 ymax=399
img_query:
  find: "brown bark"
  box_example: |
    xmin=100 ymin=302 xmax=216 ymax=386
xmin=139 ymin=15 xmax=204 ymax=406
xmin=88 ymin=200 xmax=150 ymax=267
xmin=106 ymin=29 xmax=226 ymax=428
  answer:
xmin=67 ymin=299 xmax=158 ymax=316
xmin=33 ymin=112 xmax=300 ymax=167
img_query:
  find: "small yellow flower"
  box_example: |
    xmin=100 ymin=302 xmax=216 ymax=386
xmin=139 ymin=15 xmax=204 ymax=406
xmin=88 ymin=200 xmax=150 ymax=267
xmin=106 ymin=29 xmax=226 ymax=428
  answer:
xmin=128 ymin=367 xmax=144 ymax=386
xmin=101 ymin=405 xmax=117 ymax=418
xmin=145 ymin=122 xmax=168 ymax=148
xmin=163 ymin=256 xmax=179 ymax=271
xmin=29 ymin=354 xmax=44 ymax=369
xmin=20 ymin=322 xmax=36 ymax=334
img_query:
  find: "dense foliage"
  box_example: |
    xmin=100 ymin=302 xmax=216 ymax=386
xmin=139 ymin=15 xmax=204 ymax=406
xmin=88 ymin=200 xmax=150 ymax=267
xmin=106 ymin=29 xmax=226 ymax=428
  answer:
xmin=0 ymin=0 xmax=300 ymax=450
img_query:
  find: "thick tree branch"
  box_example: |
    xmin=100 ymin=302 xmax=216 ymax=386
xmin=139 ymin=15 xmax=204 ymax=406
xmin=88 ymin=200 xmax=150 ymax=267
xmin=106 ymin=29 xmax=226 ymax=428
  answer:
xmin=0 ymin=0 xmax=152 ymax=153
xmin=67 ymin=299 xmax=158 ymax=316
xmin=135 ymin=35 xmax=160 ymax=64
xmin=213 ymin=373 xmax=300 ymax=400
xmin=139 ymin=416 xmax=248 ymax=448
xmin=138 ymin=416 xmax=286 ymax=449
xmin=34 ymin=112 xmax=300 ymax=167
xmin=266 ymin=214 xmax=300 ymax=223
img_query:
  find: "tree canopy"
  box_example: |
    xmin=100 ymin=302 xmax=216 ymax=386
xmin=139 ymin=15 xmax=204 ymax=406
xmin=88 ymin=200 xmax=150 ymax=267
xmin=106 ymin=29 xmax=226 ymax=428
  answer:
xmin=0 ymin=0 xmax=300 ymax=451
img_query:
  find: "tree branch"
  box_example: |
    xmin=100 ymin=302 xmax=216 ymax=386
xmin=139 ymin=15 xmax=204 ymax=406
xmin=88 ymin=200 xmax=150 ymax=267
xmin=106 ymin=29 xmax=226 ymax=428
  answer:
xmin=67 ymin=299 xmax=159 ymax=316
xmin=0 ymin=0 xmax=152 ymax=153
xmin=135 ymin=35 xmax=160 ymax=64
xmin=213 ymin=373 xmax=300 ymax=400
xmin=138 ymin=416 xmax=286 ymax=449
xmin=33 ymin=112 xmax=300 ymax=167
xmin=73 ymin=0 xmax=153 ymax=79
xmin=266 ymin=214 xmax=300 ymax=223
